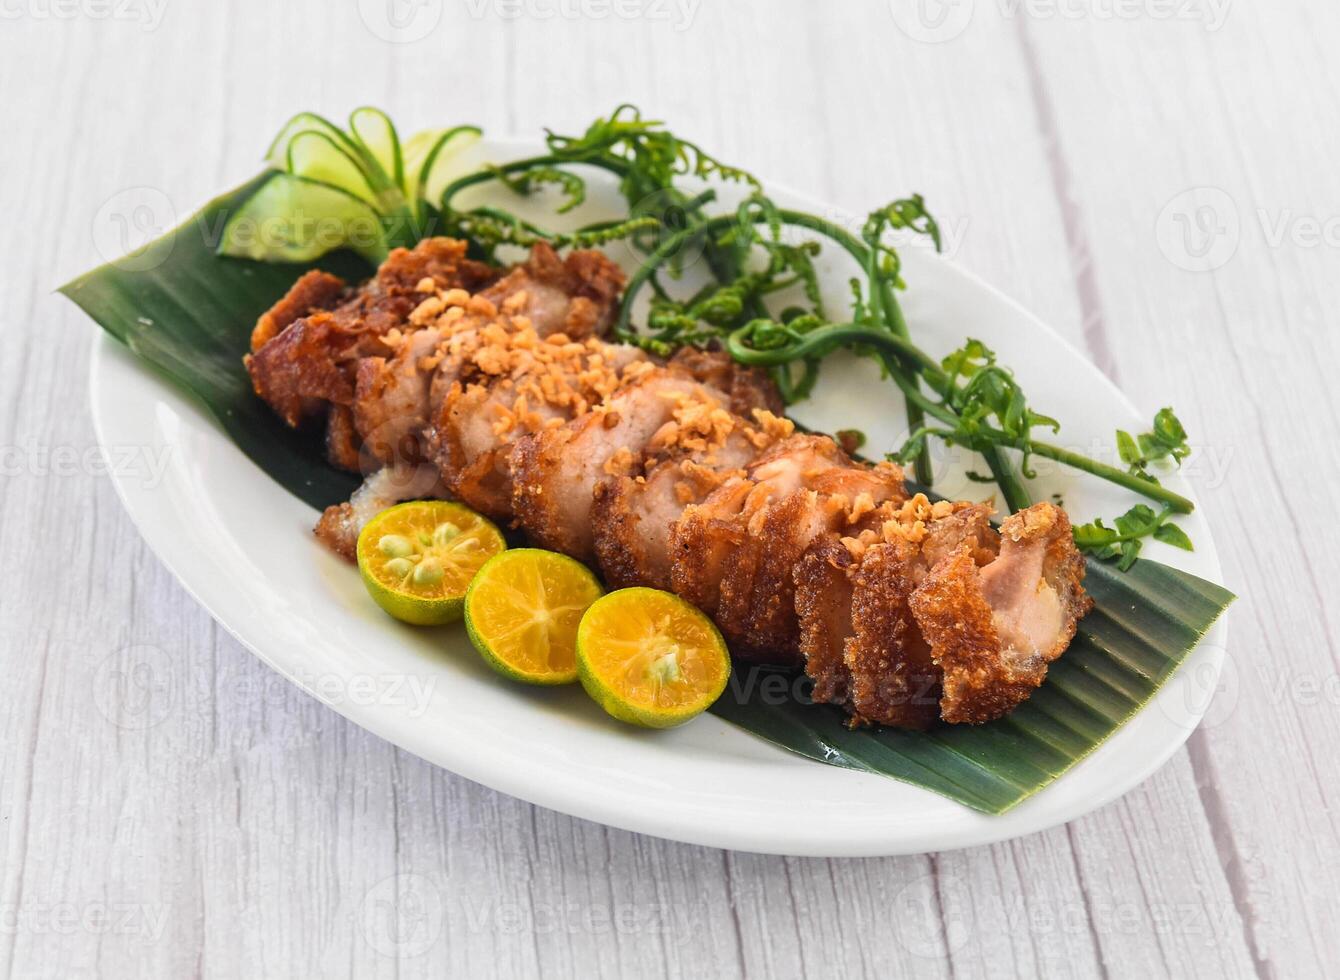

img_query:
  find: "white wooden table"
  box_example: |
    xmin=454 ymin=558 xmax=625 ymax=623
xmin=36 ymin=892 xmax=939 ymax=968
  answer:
xmin=3 ymin=1 xmax=1336 ymax=976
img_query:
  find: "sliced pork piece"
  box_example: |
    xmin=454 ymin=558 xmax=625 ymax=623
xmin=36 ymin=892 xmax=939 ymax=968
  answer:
xmin=699 ymin=435 xmax=908 ymax=664
xmin=590 ymin=408 xmax=776 ymax=593
xmin=844 ymin=538 xmax=942 ymax=729
xmin=250 ymin=269 xmax=346 ymax=352
xmin=247 ymin=238 xmax=609 ymax=465
xmin=511 ymin=371 xmax=727 ymax=562
xmin=588 ymin=380 xmax=791 ymax=589
xmin=247 ymin=313 xmax=360 ymax=428
xmin=245 ymin=238 xmax=495 ymax=434
xmin=351 ymin=325 xmax=448 ymax=468
xmin=910 ymin=502 xmax=1091 ymax=724
xmin=430 ymin=334 xmax=651 ymax=520
xmin=793 ymin=538 xmax=858 ymax=706
xmin=668 ymin=477 xmax=757 ymax=617
xmin=325 ymin=404 xmax=362 ymax=472
xmin=668 ymin=347 xmax=785 ymax=416
xmin=478 ymin=241 xmax=626 ymax=338
xmin=592 ymin=460 xmax=724 ymax=591
xmin=794 ymin=497 xmax=997 ymax=724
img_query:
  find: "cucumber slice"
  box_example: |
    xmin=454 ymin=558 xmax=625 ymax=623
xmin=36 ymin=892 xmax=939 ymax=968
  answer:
xmin=263 ymin=112 xmax=358 ymax=171
xmin=404 ymin=126 xmax=481 ymax=210
xmin=285 ymin=130 xmax=380 ymax=206
xmin=349 ymin=106 xmax=403 ymax=188
xmin=217 ymin=172 xmax=385 ymax=263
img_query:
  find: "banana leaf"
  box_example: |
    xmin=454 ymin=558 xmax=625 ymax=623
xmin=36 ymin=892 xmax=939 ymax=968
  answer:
xmin=61 ymin=176 xmax=1234 ymax=815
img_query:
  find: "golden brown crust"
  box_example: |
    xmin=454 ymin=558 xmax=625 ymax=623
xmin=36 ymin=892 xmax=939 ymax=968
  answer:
xmin=432 ymin=383 xmax=512 ymax=520
xmin=590 ymin=476 xmax=649 ymax=590
xmin=245 ymin=312 xmax=358 ymax=428
xmin=325 ymin=404 xmax=362 ymax=472
xmin=751 ymin=492 xmax=850 ymax=664
xmin=246 ymin=238 xmax=498 ymax=436
xmin=846 ymin=540 xmax=942 ymax=730
xmin=794 ymin=538 xmax=858 ymax=706
xmin=478 ymin=241 xmax=626 ymax=338
xmin=669 ymin=479 xmax=754 ymax=618
xmin=910 ymin=502 xmax=1091 ymax=724
xmin=668 ymin=347 xmax=785 ymax=416
xmin=251 ymin=270 xmax=346 ymax=352
xmin=314 ymin=503 xmax=357 ymax=561
xmin=908 ymin=549 xmax=1023 ymax=724
xmin=508 ymin=430 xmax=569 ymax=548
xmin=712 ymin=488 xmax=812 ymax=665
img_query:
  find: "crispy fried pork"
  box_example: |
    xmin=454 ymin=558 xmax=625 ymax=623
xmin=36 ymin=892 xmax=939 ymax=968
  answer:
xmin=910 ymin=502 xmax=1091 ymax=724
xmin=249 ymin=238 xmax=1092 ymax=728
xmin=672 ymin=435 xmax=908 ymax=664
xmin=245 ymin=238 xmax=623 ymax=469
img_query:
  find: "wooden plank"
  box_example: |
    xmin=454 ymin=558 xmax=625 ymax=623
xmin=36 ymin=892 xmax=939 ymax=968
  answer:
xmin=1023 ymin=3 xmax=1340 ymax=975
xmin=0 ymin=1 xmax=1325 ymax=977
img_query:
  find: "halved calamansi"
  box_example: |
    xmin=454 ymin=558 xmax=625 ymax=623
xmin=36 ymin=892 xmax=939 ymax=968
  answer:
xmin=356 ymin=501 xmax=506 ymax=625
xmin=464 ymin=549 xmax=604 ymax=685
xmin=576 ymin=587 xmax=731 ymax=728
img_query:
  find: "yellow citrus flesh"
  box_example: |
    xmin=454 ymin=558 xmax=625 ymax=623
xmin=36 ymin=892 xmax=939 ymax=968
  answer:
xmin=576 ymin=588 xmax=731 ymax=728
xmin=465 ymin=549 xmax=604 ymax=685
xmin=356 ymin=501 xmax=506 ymax=626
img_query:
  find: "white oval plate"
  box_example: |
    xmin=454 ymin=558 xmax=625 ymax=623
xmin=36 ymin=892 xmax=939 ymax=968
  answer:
xmin=88 ymin=138 xmax=1226 ymax=856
